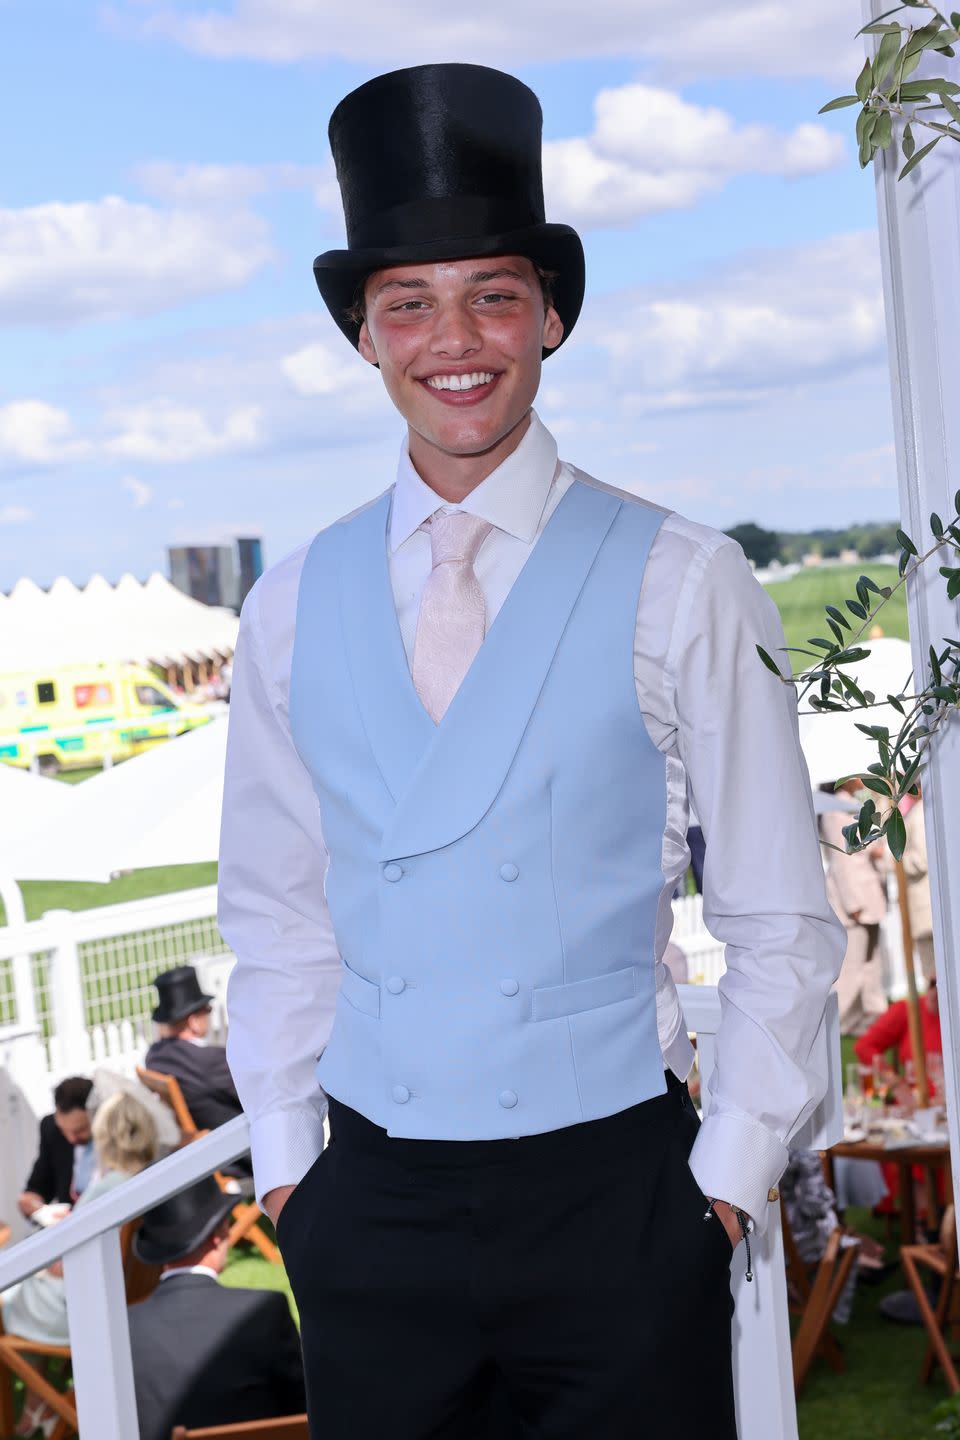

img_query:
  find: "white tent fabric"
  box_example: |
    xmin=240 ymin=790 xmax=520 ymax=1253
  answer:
xmin=0 ymin=764 xmax=79 ymax=879
xmin=10 ymin=717 xmax=229 ymax=882
xmin=798 ymin=637 xmax=915 ymax=788
xmin=0 ymin=572 xmax=239 ymax=672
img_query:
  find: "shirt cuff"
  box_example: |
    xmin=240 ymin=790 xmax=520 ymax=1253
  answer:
xmin=688 ymin=1109 xmax=788 ymax=1233
xmin=249 ymin=1099 xmax=328 ymax=1211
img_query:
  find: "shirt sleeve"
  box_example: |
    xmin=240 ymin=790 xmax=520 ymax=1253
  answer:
xmin=219 ymin=580 xmax=343 ymax=1207
xmin=670 ymin=540 xmax=847 ymax=1225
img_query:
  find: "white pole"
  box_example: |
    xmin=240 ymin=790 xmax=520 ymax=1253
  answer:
xmin=46 ymin=908 xmax=92 ymax=1072
xmin=1 ymin=873 xmax=37 ymax=1030
xmin=63 ymin=1230 xmax=141 ymax=1440
xmin=863 ymin=0 xmax=960 ymax=1217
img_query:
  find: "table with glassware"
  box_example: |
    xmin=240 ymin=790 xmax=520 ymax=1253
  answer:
xmin=826 ymin=1054 xmax=952 ymax=1243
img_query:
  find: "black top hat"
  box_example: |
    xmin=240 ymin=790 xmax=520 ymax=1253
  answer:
xmin=134 ymin=1177 xmax=236 ymax=1265
xmin=313 ymin=64 xmax=585 ymax=355
xmin=151 ymin=966 xmax=214 ymax=1025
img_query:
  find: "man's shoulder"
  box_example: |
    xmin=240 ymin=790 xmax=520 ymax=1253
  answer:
xmin=564 ymin=463 xmax=743 ymax=571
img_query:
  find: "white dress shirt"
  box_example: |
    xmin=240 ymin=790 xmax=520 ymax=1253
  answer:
xmin=220 ymin=411 xmax=845 ymax=1221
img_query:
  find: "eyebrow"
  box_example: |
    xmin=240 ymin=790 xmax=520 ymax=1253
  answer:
xmin=373 ymin=266 xmax=530 ymax=298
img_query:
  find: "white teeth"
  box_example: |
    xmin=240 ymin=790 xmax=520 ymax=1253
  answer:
xmin=426 ymin=372 xmax=495 ymax=392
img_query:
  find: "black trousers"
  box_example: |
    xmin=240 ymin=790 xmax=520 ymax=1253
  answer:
xmin=278 ymin=1075 xmax=737 ymax=1439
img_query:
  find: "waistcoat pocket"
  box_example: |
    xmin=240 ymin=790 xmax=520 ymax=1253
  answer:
xmin=338 ymin=963 xmax=381 ymax=1018
xmin=532 ymin=965 xmax=639 ymax=1022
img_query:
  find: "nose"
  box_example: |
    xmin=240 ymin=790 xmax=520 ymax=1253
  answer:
xmin=429 ymin=299 xmax=482 ymax=360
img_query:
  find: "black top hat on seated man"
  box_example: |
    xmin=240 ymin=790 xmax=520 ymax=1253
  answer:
xmin=313 ymin=63 xmax=585 ymax=356
xmin=151 ymin=965 xmax=214 ymax=1025
xmin=134 ymin=1177 xmax=235 ymax=1264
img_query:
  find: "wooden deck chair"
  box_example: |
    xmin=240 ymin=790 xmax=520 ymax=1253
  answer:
xmin=781 ymin=1199 xmax=860 ymax=1393
xmin=171 ymin=1415 xmax=309 ymax=1439
xmin=901 ymin=1203 xmax=960 ymax=1393
xmin=0 ymin=1217 xmax=160 ymax=1440
xmin=136 ymin=1067 xmax=281 ymax=1266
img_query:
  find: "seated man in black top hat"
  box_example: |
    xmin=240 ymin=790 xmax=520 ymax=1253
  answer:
xmin=145 ymin=966 xmax=245 ymax=1135
xmin=128 ymin=1177 xmax=306 ymax=1440
xmin=17 ymin=1076 xmax=95 ymax=1220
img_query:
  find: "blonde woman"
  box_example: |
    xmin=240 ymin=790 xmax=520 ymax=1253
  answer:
xmin=1 ymin=1092 xmax=158 ymax=1436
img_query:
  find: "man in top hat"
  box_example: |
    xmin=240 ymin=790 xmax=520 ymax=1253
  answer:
xmin=145 ymin=966 xmax=245 ymax=1135
xmin=128 ymin=1177 xmax=306 ymax=1440
xmin=219 ymin=63 xmax=845 ymax=1437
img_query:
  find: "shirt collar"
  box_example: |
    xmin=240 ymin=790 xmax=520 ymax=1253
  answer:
xmin=160 ymin=1265 xmax=219 ymax=1283
xmin=389 ymin=409 xmax=559 ymax=552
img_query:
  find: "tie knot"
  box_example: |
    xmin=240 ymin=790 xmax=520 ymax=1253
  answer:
xmin=428 ymin=511 xmax=493 ymax=568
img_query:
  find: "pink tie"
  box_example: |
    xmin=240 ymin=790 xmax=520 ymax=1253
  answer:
xmin=412 ymin=510 xmax=493 ymax=723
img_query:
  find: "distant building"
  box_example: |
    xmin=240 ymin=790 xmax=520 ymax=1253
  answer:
xmin=839 ymin=548 xmax=860 ymax=564
xmin=168 ymin=537 xmax=264 ymax=613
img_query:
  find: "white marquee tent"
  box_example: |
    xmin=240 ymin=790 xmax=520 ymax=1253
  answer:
xmin=9 ymin=716 xmax=229 ymax=884
xmin=0 ymin=573 xmax=239 ymax=674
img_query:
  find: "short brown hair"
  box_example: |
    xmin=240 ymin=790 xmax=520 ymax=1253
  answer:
xmin=346 ymin=262 xmax=558 ymax=328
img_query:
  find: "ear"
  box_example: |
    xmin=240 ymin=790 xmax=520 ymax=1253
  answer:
xmin=542 ymin=304 xmax=564 ymax=353
xmin=357 ymin=320 xmax=379 ymax=367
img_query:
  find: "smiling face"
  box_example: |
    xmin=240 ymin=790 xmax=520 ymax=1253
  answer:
xmin=357 ymin=255 xmax=564 ymax=496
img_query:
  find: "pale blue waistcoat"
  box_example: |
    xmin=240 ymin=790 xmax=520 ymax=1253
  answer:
xmin=289 ymin=476 xmax=672 ymax=1139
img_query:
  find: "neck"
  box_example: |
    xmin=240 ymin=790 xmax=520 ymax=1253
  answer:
xmin=407 ymin=410 xmax=531 ymax=503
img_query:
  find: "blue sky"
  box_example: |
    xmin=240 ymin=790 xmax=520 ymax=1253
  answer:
xmin=0 ymin=1 xmax=895 ymax=588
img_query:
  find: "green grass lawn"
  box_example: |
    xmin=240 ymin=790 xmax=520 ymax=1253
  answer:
xmin=764 ymin=562 xmax=909 ymax=656
xmin=796 ymin=1204 xmax=950 ymax=1440
xmin=0 ymin=863 xmax=218 ymax=926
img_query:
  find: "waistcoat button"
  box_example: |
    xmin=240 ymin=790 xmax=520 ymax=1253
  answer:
xmin=385 ymin=976 xmax=406 ymax=995
xmin=498 ymin=1089 xmax=518 ymax=1109
xmin=499 ymin=978 xmax=520 ymax=997
xmin=499 ymin=862 xmax=519 ymax=882
xmin=383 ymin=863 xmax=403 ymax=883
xmin=392 ymin=1084 xmax=411 ymax=1104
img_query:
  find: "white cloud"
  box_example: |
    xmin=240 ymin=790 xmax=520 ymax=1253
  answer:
xmin=544 ymin=85 xmax=842 ymax=227
xmin=0 ymin=195 xmax=272 ymax=324
xmin=106 ymin=401 xmax=263 ymax=461
xmin=282 ymin=340 xmax=368 ymax=396
xmin=0 ymin=401 xmax=90 ymax=464
xmin=579 ymin=231 xmax=885 ymax=412
xmin=121 ymin=475 xmax=154 ymax=507
xmin=128 ymin=0 xmax=856 ymax=81
xmin=0 ymin=504 xmax=33 ymax=525
xmin=136 ymin=160 xmax=335 ymax=209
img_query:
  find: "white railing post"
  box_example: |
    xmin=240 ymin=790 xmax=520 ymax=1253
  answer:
xmin=62 ymin=1230 xmax=140 ymax=1440
xmin=863 ymin=1 xmax=960 ymax=1220
xmin=2 ymin=874 xmax=38 ymax=1030
xmin=45 ymin=909 xmax=91 ymax=1072
xmin=678 ymin=987 xmax=843 ymax=1440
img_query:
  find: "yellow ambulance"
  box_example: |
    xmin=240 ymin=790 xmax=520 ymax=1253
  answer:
xmin=0 ymin=663 xmax=211 ymax=774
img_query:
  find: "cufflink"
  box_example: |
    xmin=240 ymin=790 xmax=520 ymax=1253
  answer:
xmin=768 ymin=1187 xmax=779 ymax=1202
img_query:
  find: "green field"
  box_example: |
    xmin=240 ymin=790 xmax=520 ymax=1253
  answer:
xmin=0 ymin=863 xmax=218 ymax=926
xmin=764 ymin=562 xmax=909 ymax=657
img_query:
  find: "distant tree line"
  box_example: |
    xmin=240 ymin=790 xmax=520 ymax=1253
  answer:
xmin=724 ymin=520 xmax=902 ymax=567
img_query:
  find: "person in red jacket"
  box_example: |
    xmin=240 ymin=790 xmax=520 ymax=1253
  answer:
xmin=854 ymin=982 xmax=942 ymax=1081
